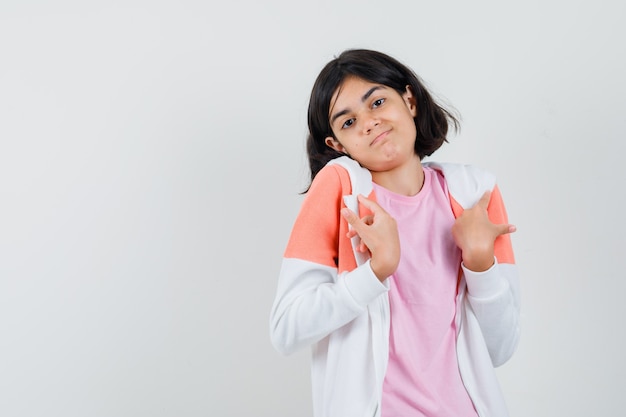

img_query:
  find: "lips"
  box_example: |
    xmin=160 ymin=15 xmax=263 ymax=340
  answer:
xmin=370 ymin=129 xmax=390 ymax=146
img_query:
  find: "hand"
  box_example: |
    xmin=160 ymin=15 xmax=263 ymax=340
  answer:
xmin=341 ymin=195 xmax=400 ymax=281
xmin=451 ymin=191 xmax=516 ymax=272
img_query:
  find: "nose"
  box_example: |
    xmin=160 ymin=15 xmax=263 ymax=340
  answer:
xmin=362 ymin=113 xmax=380 ymax=134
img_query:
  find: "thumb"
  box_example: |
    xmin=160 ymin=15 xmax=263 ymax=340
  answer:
xmin=495 ymin=223 xmax=517 ymax=236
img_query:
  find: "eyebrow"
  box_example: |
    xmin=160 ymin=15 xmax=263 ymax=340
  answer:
xmin=330 ymin=86 xmax=382 ymax=125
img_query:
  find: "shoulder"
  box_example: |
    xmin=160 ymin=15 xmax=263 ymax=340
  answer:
xmin=284 ymin=163 xmax=350 ymax=265
xmin=325 ymin=156 xmax=373 ymax=197
xmin=423 ymin=161 xmax=496 ymax=209
xmin=309 ymin=161 xmax=352 ymax=196
xmin=299 ymin=162 xmax=353 ymax=221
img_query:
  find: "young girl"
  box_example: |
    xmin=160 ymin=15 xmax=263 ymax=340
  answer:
xmin=270 ymin=49 xmax=520 ymax=417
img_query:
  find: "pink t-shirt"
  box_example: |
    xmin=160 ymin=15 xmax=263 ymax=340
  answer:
xmin=374 ymin=167 xmax=478 ymax=417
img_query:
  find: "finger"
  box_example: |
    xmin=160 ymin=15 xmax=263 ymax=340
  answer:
xmin=340 ymin=207 xmax=360 ymax=227
xmin=356 ymin=194 xmax=386 ymax=214
xmin=476 ymin=191 xmax=491 ymax=209
xmin=362 ymin=215 xmax=374 ymax=226
xmin=342 ymin=207 xmax=371 ymax=238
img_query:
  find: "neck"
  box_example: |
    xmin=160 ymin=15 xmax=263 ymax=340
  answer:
xmin=371 ymin=155 xmax=424 ymax=196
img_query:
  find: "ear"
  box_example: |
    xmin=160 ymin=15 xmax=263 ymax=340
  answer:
xmin=403 ymin=85 xmax=418 ymax=117
xmin=325 ymin=136 xmax=346 ymax=153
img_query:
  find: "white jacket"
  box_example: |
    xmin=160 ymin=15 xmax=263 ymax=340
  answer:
xmin=270 ymin=156 xmax=520 ymax=417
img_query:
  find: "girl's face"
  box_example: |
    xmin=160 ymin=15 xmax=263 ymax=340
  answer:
xmin=325 ymin=76 xmax=418 ymax=173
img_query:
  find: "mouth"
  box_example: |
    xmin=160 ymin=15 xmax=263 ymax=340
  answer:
xmin=370 ymin=129 xmax=390 ymax=146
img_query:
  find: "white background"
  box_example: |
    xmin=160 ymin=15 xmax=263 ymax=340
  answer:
xmin=1 ymin=1 xmax=624 ymax=416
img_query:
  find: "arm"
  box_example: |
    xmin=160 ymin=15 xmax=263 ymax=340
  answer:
xmin=463 ymin=260 xmax=520 ymax=366
xmin=269 ymin=166 xmax=388 ymax=355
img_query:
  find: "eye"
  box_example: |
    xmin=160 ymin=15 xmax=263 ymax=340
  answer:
xmin=372 ymin=98 xmax=385 ymax=108
xmin=341 ymin=118 xmax=355 ymax=129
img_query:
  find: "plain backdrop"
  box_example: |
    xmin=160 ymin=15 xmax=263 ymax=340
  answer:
xmin=1 ymin=1 xmax=624 ymax=416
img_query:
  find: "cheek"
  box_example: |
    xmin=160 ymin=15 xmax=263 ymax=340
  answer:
xmin=335 ymin=133 xmax=358 ymax=150
xmin=405 ymin=119 xmax=418 ymax=137
xmin=344 ymin=139 xmax=363 ymax=153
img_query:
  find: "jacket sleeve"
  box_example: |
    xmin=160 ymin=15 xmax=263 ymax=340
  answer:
xmin=462 ymin=185 xmax=521 ymax=367
xmin=269 ymin=165 xmax=388 ymax=356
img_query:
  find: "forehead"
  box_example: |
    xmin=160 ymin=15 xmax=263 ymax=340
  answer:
xmin=329 ymin=76 xmax=391 ymax=117
xmin=331 ymin=77 xmax=381 ymax=103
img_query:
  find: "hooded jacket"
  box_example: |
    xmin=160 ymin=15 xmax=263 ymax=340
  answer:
xmin=270 ymin=156 xmax=520 ymax=417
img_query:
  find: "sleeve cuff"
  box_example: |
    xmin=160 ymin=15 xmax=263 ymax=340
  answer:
xmin=343 ymin=259 xmax=389 ymax=306
xmin=462 ymin=257 xmax=508 ymax=299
